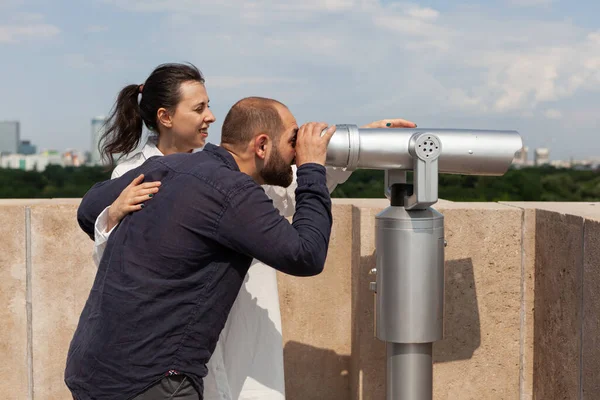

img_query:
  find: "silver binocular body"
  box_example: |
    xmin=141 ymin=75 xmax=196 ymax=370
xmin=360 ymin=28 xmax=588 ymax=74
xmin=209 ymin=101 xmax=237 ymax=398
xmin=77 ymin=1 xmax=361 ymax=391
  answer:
xmin=326 ymin=125 xmax=522 ymax=176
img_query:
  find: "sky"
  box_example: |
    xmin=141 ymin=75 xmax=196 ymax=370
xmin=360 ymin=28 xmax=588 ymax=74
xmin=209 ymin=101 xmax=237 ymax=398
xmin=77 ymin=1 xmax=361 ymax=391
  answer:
xmin=1 ymin=0 xmax=599 ymax=161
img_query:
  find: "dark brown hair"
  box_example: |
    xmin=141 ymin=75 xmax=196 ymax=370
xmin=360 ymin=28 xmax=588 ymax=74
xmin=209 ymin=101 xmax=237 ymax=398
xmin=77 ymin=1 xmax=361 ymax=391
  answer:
xmin=221 ymin=97 xmax=286 ymax=147
xmin=100 ymin=63 xmax=205 ymax=165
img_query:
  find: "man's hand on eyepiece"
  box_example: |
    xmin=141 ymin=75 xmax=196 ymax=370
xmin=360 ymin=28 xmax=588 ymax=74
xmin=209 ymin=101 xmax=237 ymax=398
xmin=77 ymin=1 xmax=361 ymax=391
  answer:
xmin=295 ymin=122 xmax=336 ymax=167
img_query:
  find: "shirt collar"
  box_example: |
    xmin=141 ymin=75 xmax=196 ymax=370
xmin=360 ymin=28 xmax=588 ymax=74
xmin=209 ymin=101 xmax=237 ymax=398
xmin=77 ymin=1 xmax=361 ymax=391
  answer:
xmin=142 ymin=135 xmax=164 ymax=160
xmin=203 ymin=143 xmax=240 ymax=171
xmin=141 ymin=138 xmax=239 ymax=171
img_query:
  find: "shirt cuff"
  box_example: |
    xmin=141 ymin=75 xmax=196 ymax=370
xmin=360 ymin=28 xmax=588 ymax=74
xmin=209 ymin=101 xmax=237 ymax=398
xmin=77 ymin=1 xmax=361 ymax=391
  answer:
xmin=94 ymin=206 xmax=118 ymax=243
xmin=296 ymin=163 xmax=327 ymax=186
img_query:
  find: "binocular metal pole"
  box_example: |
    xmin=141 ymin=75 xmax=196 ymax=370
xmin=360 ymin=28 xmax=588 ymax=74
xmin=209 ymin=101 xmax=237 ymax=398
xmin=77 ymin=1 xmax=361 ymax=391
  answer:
xmin=325 ymin=124 xmax=521 ymax=399
xmin=388 ymin=342 xmax=434 ymax=399
xmin=370 ymin=133 xmax=445 ymax=400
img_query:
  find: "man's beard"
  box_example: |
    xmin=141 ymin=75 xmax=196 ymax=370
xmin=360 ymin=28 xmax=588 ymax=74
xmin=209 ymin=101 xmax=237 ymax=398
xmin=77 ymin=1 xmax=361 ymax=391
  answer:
xmin=261 ymin=146 xmax=293 ymax=188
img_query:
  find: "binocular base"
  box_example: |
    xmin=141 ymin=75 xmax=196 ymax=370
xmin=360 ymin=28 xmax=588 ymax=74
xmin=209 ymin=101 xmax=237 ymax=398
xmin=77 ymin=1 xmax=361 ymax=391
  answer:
xmin=387 ymin=342 xmax=433 ymax=400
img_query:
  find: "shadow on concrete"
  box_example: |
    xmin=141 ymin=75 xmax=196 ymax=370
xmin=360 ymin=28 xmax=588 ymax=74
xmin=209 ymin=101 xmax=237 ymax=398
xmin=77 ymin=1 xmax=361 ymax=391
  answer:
xmin=433 ymin=258 xmax=482 ymax=363
xmin=283 ymin=341 xmax=351 ymax=400
xmin=356 ymin=252 xmax=481 ymax=364
xmin=282 ymin=255 xmax=482 ymax=400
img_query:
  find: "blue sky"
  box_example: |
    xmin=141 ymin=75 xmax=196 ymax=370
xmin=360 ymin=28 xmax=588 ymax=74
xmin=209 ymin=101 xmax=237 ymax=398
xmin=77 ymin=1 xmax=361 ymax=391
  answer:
xmin=1 ymin=0 xmax=599 ymax=161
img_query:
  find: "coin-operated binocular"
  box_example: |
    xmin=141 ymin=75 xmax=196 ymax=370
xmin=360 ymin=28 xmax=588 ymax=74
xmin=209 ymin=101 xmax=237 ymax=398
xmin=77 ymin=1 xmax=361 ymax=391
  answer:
xmin=326 ymin=126 xmax=522 ymax=400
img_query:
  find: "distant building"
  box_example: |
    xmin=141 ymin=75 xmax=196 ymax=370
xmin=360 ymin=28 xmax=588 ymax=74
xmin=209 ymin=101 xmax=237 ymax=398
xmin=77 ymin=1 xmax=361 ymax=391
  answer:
xmin=0 ymin=121 xmax=20 ymax=155
xmin=571 ymin=159 xmax=595 ymax=170
xmin=515 ymin=146 xmax=528 ymax=163
xmin=0 ymin=151 xmax=63 ymax=171
xmin=18 ymin=140 xmax=37 ymax=155
xmin=90 ymin=116 xmax=107 ymax=165
xmin=513 ymin=145 xmax=529 ymax=167
xmin=550 ymin=160 xmax=571 ymax=169
xmin=534 ymin=148 xmax=550 ymax=166
xmin=63 ymin=149 xmax=85 ymax=167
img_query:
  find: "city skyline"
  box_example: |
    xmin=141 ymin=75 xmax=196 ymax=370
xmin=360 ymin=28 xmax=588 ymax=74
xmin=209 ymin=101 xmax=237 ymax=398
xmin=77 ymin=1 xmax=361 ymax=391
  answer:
xmin=9 ymin=115 xmax=599 ymax=166
xmin=1 ymin=0 xmax=599 ymax=160
xmin=4 ymin=116 xmax=600 ymax=172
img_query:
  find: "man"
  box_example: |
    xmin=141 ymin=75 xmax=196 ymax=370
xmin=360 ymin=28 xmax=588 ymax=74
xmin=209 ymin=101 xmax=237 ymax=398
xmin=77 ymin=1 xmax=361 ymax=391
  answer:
xmin=66 ymin=97 xmax=336 ymax=400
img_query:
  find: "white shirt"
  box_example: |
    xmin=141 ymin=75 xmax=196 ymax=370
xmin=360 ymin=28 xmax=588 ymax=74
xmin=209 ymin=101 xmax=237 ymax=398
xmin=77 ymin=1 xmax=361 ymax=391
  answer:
xmin=92 ymin=137 xmax=352 ymax=399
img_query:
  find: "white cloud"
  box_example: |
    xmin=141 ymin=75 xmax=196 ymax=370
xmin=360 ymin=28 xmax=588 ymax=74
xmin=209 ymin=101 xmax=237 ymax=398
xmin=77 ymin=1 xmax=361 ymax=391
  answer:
xmin=103 ymin=0 xmax=362 ymax=14
xmin=11 ymin=12 xmax=44 ymax=22
xmin=447 ymin=88 xmax=486 ymax=111
xmin=470 ymin=33 xmax=600 ymax=113
xmin=507 ymin=0 xmax=553 ymax=6
xmin=0 ymin=12 xmax=59 ymax=43
xmin=406 ymin=6 xmax=439 ymax=20
xmin=86 ymin=25 xmax=108 ymax=33
xmin=64 ymin=51 xmax=128 ymax=71
xmin=0 ymin=22 xmax=59 ymax=43
xmin=373 ymin=13 xmax=453 ymax=50
xmin=263 ymin=0 xmax=358 ymax=12
xmin=544 ymin=109 xmax=562 ymax=119
xmin=0 ymin=0 xmax=24 ymax=9
xmin=64 ymin=53 xmax=95 ymax=69
xmin=208 ymin=76 xmax=298 ymax=89
xmin=589 ymin=31 xmax=600 ymax=44
xmin=102 ymin=0 xmax=600 ymax=119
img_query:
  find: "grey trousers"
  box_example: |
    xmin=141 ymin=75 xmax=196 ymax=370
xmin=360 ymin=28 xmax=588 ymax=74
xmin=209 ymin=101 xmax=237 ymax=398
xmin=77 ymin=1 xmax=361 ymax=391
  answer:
xmin=132 ymin=375 xmax=200 ymax=400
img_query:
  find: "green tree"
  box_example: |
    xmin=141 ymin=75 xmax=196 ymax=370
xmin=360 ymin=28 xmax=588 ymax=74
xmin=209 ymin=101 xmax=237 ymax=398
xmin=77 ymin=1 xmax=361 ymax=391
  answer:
xmin=1 ymin=165 xmax=599 ymax=202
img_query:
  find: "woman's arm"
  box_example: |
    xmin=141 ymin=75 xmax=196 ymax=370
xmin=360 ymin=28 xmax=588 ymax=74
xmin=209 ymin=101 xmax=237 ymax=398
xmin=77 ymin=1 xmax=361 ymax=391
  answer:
xmin=89 ymin=174 xmax=161 ymax=267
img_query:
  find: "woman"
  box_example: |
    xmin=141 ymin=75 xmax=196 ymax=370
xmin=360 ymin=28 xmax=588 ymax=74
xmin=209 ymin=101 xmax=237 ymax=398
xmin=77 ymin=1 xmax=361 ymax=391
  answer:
xmin=93 ymin=62 xmax=417 ymax=399
xmin=93 ymin=63 xmax=214 ymax=265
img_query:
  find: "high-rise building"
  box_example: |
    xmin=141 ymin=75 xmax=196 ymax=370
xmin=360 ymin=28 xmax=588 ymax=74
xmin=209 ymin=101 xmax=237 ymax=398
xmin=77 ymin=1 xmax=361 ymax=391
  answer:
xmin=534 ymin=148 xmax=550 ymax=166
xmin=18 ymin=140 xmax=37 ymax=155
xmin=0 ymin=121 xmax=20 ymax=155
xmin=90 ymin=116 xmax=107 ymax=165
xmin=513 ymin=145 xmax=529 ymax=166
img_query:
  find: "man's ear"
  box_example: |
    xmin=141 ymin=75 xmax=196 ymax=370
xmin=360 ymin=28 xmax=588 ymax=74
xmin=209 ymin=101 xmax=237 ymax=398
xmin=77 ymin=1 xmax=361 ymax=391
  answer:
xmin=254 ymin=134 xmax=269 ymax=160
xmin=157 ymin=107 xmax=173 ymax=129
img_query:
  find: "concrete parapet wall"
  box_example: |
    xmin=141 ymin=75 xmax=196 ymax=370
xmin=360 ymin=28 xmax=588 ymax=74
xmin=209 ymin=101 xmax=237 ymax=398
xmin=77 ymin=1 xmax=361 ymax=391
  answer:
xmin=499 ymin=202 xmax=600 ymax=400
xmin=0 ymin=199 xmax=598 ymax=399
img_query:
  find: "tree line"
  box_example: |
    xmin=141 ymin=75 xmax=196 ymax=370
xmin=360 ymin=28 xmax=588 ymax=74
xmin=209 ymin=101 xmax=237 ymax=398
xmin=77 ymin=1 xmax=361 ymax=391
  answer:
xmin=1 ymin=165 xmax=599 ymax=202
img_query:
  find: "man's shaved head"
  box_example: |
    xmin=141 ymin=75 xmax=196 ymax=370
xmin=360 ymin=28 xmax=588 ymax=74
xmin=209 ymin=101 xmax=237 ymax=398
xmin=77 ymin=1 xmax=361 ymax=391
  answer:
xmin=221 ymin=97 xmax=287 ymax=147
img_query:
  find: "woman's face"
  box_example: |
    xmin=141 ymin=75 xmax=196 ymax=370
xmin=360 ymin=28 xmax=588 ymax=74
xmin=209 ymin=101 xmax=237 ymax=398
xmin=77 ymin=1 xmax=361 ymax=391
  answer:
xmin=167 ymin=81 xmax=216 ymax=151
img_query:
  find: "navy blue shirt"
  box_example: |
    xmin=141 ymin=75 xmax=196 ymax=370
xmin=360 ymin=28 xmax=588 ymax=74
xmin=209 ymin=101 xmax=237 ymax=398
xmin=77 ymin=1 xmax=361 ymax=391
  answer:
xmin=65 ymin=143 xmax=332 ymax=400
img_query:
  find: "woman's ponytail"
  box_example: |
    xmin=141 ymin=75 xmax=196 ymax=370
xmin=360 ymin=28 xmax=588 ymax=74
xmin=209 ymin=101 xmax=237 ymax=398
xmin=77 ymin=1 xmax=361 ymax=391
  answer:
xmin=100 ymin=84 xmax=144 ymax=165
